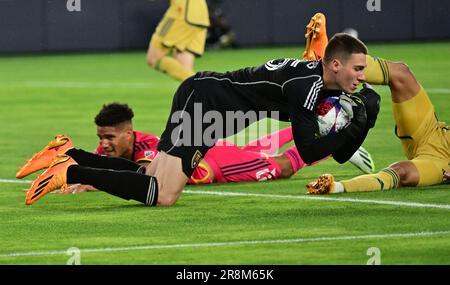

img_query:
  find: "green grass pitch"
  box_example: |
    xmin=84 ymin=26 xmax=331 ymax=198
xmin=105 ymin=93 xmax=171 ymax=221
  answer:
xmin=0 ymin=42 xmax=449 ymax=265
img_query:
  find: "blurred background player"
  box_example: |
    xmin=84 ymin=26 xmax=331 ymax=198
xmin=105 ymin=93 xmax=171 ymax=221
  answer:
xmin=303 ymin=14 xmax=449 ymax=194
xmin=146 ymin=0 xmax=210 ymax=81
xmin=17 ymin=102 xmax=374 ymax=196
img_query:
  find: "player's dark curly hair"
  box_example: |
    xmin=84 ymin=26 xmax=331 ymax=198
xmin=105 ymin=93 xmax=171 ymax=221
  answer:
xmin=95 ymin=102 xmax=134 ymax=127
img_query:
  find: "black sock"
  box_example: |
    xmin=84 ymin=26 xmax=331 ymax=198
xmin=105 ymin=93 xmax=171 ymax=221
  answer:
xmin=67 ymin=165 xmax=158 ymax=206
xmin=66 ymin=148 xmax=145 ymax=173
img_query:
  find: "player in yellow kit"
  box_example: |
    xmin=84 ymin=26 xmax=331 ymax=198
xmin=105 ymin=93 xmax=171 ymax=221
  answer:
xmin=147 ymin=0 xmax=210 ymax=81
xmin=304 ymin=13 xmax=450 ymax=194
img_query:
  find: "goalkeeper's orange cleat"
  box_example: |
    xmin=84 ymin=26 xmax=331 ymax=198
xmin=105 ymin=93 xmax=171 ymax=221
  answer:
xmin=25 ymin=154 xmax=77 ymax=205
xmin=16 ymin=134 xmax=74 ymax=179
xmin=306 ymin=173 xmax=335 ymax=194
xmin=302 ymin=13 xmax=328 ymax=60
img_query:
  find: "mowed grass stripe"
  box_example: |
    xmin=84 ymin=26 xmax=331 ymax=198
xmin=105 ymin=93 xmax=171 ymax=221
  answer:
xmin=0 ymin=179 xmax=32 ymax=184
xmin=1 ymin=230 xmax=449 ymax=258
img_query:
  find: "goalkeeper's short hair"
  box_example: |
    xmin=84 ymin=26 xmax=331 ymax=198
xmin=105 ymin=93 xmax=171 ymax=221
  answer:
xmin=324 ymin=33 xmax=368 ymax=64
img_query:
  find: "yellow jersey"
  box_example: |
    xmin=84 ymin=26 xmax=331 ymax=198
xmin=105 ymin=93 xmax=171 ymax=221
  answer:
xmin=165 ymin=0 xmax=210 ymax=27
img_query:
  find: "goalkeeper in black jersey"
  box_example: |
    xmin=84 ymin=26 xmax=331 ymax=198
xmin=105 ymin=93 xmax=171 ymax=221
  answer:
xmin=26 ymin=33 xmax=380 ymax=207
xmin=156 ymin=33 xmax=379 ymax=180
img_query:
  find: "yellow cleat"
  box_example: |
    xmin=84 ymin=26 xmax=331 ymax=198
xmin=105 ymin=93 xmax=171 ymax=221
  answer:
xmin=25 ymin=154 xmax=77 ymax=205
xmin=16 ymin=134 xmax=74 ymax=179
xmin=306 ymin=173 xmax=335 ymax=194
xmin=302 ymin=12 xmax=328 ymax=60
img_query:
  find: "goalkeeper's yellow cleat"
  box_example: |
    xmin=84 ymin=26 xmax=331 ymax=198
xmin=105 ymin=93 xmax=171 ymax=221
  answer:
xmin=306 ymin=173 xmax=335 ymax=194
xmin=16 ymin=134 xmax=74 ymax=179
xmin=302 ymin=12 xmax=328 ymax=60
xmin=25 ymin=154 xmax=76 ymax=205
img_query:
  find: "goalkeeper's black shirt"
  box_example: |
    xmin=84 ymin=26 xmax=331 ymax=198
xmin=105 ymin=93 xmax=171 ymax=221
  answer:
xmin=189 ymin=59 xmax=352 ymax=164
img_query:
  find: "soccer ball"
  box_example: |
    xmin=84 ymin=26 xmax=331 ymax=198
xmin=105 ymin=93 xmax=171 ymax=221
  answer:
xmin=316 ymin=96 xmax=350 ymax=136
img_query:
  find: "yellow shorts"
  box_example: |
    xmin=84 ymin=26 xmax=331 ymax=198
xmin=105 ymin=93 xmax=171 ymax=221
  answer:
xmin=393 ymin=87 xmax=450 ymax=186
xmin=149 ymin=16 xmax=207 ymax=56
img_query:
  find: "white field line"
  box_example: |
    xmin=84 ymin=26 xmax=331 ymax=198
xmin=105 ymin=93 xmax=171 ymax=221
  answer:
xmin=427 ymin=88 xmax=450 ymax=94
xmin=0 ymin=179 xmax=31 ymax=184
xmin=0 ymin=81 xmax=449 ymax=93
xmin=0 ymin=230 xmax=449 ymax=258
xmin=1 ymin=179 xmax=449 ymax=210
xmin=183 ymin=190 xmax=450 ymax=210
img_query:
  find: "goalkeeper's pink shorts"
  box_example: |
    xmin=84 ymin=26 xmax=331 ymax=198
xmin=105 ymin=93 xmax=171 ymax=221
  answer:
xmin=188 ymin=140 xmax=282 ymax=184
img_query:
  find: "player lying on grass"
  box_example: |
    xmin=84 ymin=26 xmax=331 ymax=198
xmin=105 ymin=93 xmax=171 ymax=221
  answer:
xmin=22 ymin=31 xmax=381 ymax=206
xmin=17 ymin=102 xmax=375 ymax=194
xmin=303 ymin=13 xmax=450 ymax=194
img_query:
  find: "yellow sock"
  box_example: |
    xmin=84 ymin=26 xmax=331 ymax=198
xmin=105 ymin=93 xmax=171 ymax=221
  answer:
xmin=155 ymin=56 xmax=195 ymax=81
xmin=341 ymin=168 xmax=400 ymax=192
xmin=364 ymin=55 xmax=389 ymax=85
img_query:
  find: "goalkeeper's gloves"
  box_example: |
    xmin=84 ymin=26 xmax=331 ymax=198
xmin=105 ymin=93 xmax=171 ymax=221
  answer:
xmin=339 ymin=94 xmax=356 ymax=120
xmin=340 ymin=95 xmax=368 ymax=141
xmin=352 ymin=83 xmax=381 ymax=128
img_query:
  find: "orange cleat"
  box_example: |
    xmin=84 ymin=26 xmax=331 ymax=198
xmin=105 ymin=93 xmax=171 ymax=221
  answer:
xmin=16 ymin=135 xmax=74 ymax=179
xmin=306 ymin=173 xmax=335 ymax=194
xmin=302 ymin=13 xmax=328 ymax=60
xmin=25 ymin=154 xmax=77 ymax=205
